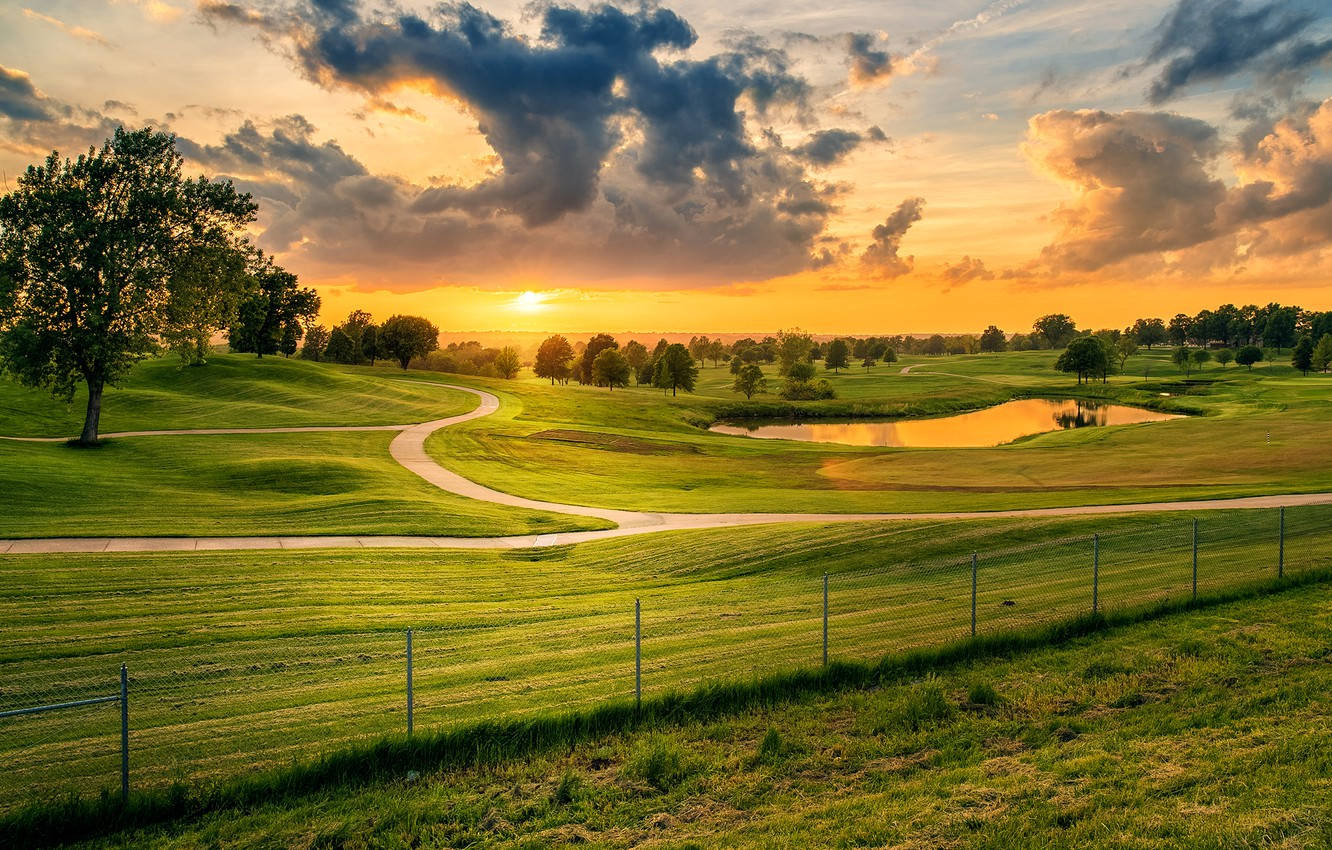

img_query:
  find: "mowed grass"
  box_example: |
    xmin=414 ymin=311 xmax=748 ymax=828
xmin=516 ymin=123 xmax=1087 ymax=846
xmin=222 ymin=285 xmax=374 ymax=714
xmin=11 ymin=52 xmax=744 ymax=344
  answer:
xmin=427 ymin=350 xmax=1332 ymax=513
xmin=83 ymin=578 xmax=1332 ymax=849
xmin=0 ymin=431 xmax=608 ymax=538
xmin=1 ymin=506 xmax=1326 ymax=815
xmin=0 ymin=353 xmax=470 ymax=436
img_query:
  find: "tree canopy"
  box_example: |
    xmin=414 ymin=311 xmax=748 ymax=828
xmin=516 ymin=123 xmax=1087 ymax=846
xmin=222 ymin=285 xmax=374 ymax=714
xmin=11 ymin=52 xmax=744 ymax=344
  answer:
xmin=1055 ymin=336 xmax=1110 ymax=384
xmin=732 ymin=363 xmax=767 ymax=399
xmin=379 ymin=315 xmax=439 ymax=369
xmin=534 ymin=334 xmax=575 ymax=384
xmin=653 ymin=343 xmax=698 ymax=396
xmin=592 ymin=347 xmax=630 ymax=389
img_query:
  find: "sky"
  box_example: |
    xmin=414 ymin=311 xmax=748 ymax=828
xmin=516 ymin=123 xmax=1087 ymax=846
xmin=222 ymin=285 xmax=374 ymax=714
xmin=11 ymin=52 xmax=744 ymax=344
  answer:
xmin=1 ymin=0 xmax=1330 ymax=333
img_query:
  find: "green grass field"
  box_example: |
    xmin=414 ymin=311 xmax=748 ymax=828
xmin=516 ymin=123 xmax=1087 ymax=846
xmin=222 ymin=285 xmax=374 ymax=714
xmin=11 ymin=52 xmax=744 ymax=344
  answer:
xmin=38 ymin=558 xmax=1332 ymax=848
xmin=1 ymin=505 xmax=1326 ymax=824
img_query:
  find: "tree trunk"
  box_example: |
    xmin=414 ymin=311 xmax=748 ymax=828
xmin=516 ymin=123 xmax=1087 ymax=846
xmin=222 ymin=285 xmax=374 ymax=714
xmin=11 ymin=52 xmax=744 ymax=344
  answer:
xmin=79 ymin=377 xmax=104 ymax=445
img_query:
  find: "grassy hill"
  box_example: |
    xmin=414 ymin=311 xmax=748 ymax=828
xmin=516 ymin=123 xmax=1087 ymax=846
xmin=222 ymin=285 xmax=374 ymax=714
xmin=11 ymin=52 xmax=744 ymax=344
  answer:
xmin=48 ymin=575 xmax=1332 ymax=848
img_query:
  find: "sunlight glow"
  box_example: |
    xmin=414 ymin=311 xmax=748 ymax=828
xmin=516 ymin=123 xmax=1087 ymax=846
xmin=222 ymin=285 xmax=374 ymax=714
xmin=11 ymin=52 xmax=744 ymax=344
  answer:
xmin=511 ymin=290 xmax=547 ymax=313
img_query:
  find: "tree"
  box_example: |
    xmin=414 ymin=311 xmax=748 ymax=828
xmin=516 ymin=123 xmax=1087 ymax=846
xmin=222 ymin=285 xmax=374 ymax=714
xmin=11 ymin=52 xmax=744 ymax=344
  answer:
xmin=1167 ymin=314 xmax=1192 ymax=347
xmin=687 ymin=335 xmax=710 ymax=366
xmin=776 ymin=328 xmax=814 ymax=376
xmin=229 ymin=252 xmax=320 ymax=359
xmin=705 ymin=338 xmax=727 ymax=367
xmin=592 ymin=348 xmax=630 ymax=389
xmin=1172 ymin=346 xmax=1193 ymax=375
xmin=1236 ymin=345 xmax=1263 ymax=370
xmin=361 ymin=323 xmax=380 ymax=366
xmin=1115 ymin=336 xmax=1137 ymax=372
xmin=1313 ymin=334 xmax=1332 ymax=373
xmin=379 ymin=314 xmax=439 ymax=369
xmin=1132 ymin=318 xmax=1167 ymax=349
xmin=653 ymin=343 xmax=698 ymax=396
xmin=862 ymin=355 xmax=876 ymax=371
xmin=623 ymin=339 xmax=649 ymax=384
xmin=923 ymin=334 xmax=947 ymax=355
xmin=300 ymin=324 xmax=330 ymax=361
xmin=162 ymin=239 xmax=252 ymax=366
xmin=1215 ymin=348 xmax=1234 ymax=368
xmin=1264 ymin=306 xmax=1298 ymax=352
xmin=979 ymin=325 xmax=1007 ymax=353
xmin=1033 ymin=314 xmax=1078 ymax=349
xmin=324 ymin=310 xmax=373 ymax=364
xmin=534 ymin=334 xmax=575 ymax=384
xmin=494 ymin=346 xmax=522 ymax=379
xmin=825 ymin=339 xmax=850 ymax=372
xmin=1055 ymin=336 xmax=1110 ymax=384
xmin=729 ymin=355 xmax=745 ymax=375
xmin=880 ymin=348 xmax=898 ymax=366
xmin=324 ymin=327 xmax=357 ymax=363
xmin=579 ymin=333 xmax=618 ymax=384
xmin=1292 ymin=336 xmax=1315 ymax=375
xmin=732 ymin=363 xmax=766 ymax=398
xmin=1190 ymin=348 xmax=1211 ymax=371
xmin=0 ymin=128 xmax=257 ymax=444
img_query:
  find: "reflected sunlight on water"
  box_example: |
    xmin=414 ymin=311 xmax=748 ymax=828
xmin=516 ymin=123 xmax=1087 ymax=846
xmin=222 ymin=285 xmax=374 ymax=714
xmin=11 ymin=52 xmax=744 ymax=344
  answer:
xmin=709 ymin=399 xmax=1183 ymax=448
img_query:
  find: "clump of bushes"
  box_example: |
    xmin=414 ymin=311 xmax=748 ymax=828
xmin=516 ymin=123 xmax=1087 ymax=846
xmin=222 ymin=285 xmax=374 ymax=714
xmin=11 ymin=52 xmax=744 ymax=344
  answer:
xmin=779 ymin=362 xmax=836 ymax=400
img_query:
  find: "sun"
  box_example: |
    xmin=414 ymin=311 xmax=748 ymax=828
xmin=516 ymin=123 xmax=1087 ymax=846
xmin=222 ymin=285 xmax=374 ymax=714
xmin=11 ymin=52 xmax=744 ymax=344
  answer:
xmin=512 ymin=290 xmax=547 ymax=312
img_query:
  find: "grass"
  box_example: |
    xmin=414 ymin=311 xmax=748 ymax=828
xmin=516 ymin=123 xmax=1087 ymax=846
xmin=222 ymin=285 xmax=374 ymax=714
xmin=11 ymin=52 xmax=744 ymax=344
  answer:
xmin=426 ymin=350 xmax=1332 ymax=513
xmin=15 ymin=560 xmax=1332 ymax=848
xmin=1 ymin=505 xmax=1326 ymax=824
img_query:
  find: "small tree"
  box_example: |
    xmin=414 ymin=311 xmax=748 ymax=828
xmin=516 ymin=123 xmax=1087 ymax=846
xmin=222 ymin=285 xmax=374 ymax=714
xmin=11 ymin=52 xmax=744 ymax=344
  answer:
xmin=705 ymin=338 xmax=726 ymax=367
xmin=162 ymin=240 xmax=252 ymax=366
xmin=732 ymin=363 xmax=767 ymax=399
xmin=1236 ymin=345 xmax=1262 ymax=370
xmin=361 ymin=323 xmax=381 ymax=366
xmin=229 ymin=253 xmax=320 ymax=359
xmin=979 ymin=325 xmax=1006 ymax=353
xmin=825 ymin=339 xmax=850 ymax=372
xmin=623 ymin=339 xmax=649 ymax=384
xmin=1292 ymin=336 xmax=1315 ymax=375
xmin=301 ymin=324 xmax=330 ymax=361
xmin=0 ymin=128 xmax=257 ymax=444
xmin=880 ymin=348 xmax=898 ymax=366
xmin=653 ymin=343 xmax=698 ymax=396
xmin=1215 ymin=348 xmax=1234 ymax=368
xmin=1172 ymin=346 xmax=1192 ymax=375
xmin=379 ymin=315 xmax=439 ymax=369
xmin=1055 ymin=336 xmax=1109 ymax=384
xmin=775 ymin=328 xmax=814 ymax=376
xmin=494 ymin=346 xmax=522 ymax=379
xmin=862 ymin=355 xmax=876 ymax=371
xmin=729 ymin=355 xmax=744 ymax=375
xmin=1115 ymin=336 xmax=1137 ymax=372
xmin=1191 ymin=348 xmax=1211 ymax=372
xmin=1132 ymin=317 xmax=1167 ymax=349
xmin=1313 ymin=334 xmax=1332 ymax=373
xmin=534 ymin=334 xmax=575 ymax=384
xmin=592 ymin=347 xmax=630 ymax=389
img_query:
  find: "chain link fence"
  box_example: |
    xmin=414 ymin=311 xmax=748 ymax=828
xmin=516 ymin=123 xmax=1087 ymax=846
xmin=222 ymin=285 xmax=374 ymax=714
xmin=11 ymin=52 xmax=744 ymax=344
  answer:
xmin=1 ymin=505 xmax=1328 ymax=814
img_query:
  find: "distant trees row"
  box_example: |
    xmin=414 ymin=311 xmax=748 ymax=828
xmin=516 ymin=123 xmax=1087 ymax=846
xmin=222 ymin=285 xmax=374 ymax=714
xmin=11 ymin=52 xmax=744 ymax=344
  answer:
xmin=534 ymin=334 xmax=698 ymax=394
xmin=298 ymin=310 xmax=441 ymax=370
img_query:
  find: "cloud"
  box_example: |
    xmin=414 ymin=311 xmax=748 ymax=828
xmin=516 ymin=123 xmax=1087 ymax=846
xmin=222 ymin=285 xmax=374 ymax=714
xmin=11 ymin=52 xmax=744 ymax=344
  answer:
xmin=111 ymin=0 xmax=182 ymax=23
xmin=791 ymin=126 xmax=887 ymax=166
xmin=187 ymin=1 xmax=848 ymax=287
xmin=941 ymin=256 xmax=995 ymax=284
xmin=1023 ymin=98 xmax=1332 ymax=273
xmin=845 ymin=32 xmax=894 ymax=85
xmin=1143 ymin=0 xmax=1332 ymax=104
xmin=21 ymin=9 xmax=113 ymax=48
xmin=0 ymin=66 xmax=55 ymax=123
xmin=861 ymin=197 xmax=925 ymax=278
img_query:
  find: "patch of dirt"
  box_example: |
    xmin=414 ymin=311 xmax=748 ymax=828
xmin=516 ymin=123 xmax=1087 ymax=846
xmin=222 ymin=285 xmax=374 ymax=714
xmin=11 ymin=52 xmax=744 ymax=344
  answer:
xmin=525 ymin=429 xmax=701 ymax=455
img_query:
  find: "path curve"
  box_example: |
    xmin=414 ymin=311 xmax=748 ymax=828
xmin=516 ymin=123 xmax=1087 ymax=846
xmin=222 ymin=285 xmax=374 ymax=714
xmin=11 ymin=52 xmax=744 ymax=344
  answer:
xmin=4 ymin=382 xmax=1332 ymax=553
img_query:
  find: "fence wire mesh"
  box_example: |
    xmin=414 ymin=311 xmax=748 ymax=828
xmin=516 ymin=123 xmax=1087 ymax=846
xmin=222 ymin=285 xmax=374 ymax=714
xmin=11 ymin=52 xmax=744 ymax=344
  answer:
xmin=0 ymin=505 xmax=1329 ymax=814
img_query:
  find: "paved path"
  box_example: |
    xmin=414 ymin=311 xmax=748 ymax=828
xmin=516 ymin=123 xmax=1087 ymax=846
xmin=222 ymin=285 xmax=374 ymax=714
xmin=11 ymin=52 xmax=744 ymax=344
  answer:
xmin=4 ymin=383 xmax=1331 ymax=553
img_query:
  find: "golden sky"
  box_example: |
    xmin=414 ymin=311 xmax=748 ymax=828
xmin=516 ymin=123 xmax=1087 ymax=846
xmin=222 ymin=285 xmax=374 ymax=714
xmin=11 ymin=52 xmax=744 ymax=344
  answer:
xmin=2 ymin=0 xmax=1331 ymax=333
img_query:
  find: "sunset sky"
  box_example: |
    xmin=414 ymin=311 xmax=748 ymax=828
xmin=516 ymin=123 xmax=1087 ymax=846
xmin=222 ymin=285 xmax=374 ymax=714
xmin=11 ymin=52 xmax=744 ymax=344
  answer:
xmin=2 ymin=0 xmax=1330 ymax=333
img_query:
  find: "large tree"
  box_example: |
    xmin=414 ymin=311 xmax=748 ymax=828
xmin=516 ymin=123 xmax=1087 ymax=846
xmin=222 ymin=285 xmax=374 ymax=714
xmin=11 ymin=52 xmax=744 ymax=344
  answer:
xmin=1131 ymin=317 xmax=1167 ymax=349
xmin=979 ymin=325 xmax=1007 ymax=353
xmin=579 ymin=333 xmax=618 ymax=384
xmin=162 ymin=239 xmax=252 ymax=366
xmin=1292 ymin=336 xmax=1315 ymax=375
xmin=534 ymin=334 xmax=574 ymax=384
xmin=653 ymin=343 xmax=698 ymax=396
xmin=1034 ymin=314 xmax=1078 ymax=349
xmin=1055 ymin=336 xmax=1109 ymax=384
xmin=228 ymin=251 xmax=320 ymax=359
xmin=494 ymin=346 xmax=522 ymax=379
xmin=0 ymin=128 xmax=256 ymax=444
xmin=591 ymin=347 xmax=630 ymax=389
xmin=379 ymin=314 xmax=439 ymax=369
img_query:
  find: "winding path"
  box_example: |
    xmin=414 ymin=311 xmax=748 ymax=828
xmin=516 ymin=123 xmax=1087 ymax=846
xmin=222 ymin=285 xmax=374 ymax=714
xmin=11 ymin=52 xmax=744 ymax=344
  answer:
xmin=3 ymin=382 xmax=1331 ymax=554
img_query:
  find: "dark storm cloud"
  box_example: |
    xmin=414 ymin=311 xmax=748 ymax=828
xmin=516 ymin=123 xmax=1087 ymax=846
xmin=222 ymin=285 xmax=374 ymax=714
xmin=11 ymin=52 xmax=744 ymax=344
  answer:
xmin=1144 ymin=0 xmax=1332 ymax=104
xmin=845 ymin=32 xmax=894 ymax=85
xmin=792 ymin=126 xmax=887 ymax=166
xmin=861 ymin=197 xmax=924 ymax=278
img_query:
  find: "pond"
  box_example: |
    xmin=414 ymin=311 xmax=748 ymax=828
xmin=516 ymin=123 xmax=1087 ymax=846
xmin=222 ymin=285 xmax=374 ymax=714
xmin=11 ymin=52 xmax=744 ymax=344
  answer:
xmin=708 ymin=399 xmax=1183 ymax=448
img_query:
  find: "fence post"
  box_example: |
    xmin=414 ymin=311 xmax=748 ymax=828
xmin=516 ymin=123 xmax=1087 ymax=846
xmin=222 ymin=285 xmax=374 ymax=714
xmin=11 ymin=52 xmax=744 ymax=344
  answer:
xmin=1278 ymin=506 xmax=1285 ymax=578
xmin=970 ymin=553 xmax=978 ymax=638
xmin=119 ymin=663 xmax=129 ymax=805
xmin=406 ymin=628 xmax=413 ymax=739
xmin=822 ymin=573 xmax=828 ymax=666
xmin=634 ymin=598 xmax=642 ymax=711
xmin=1192 ymin=519 xmax=1198 ymax=600
xmin=1092 ymin=534 xmax=1099 ymax=615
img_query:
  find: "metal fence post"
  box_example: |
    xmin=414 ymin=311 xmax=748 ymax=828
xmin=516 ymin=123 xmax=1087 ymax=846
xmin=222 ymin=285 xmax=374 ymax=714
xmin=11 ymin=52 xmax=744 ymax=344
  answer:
xmin=406 ymin=628 xmax=413 ymax=739
xmin=822 ymin=573 xmax=828 ymax=666
xmin=634 ymin=598 xmax=642 ymax=711
xmin=1092 ymin=534 xmax=1099 ymax=615
xmin=1278 ymin=506 xmax=1285 ymax=578
xmin=119 ymin=663 xmax=129 ymax=805
xmin=1192 ymin=519 xmax=1198 ymax=600
xmin=970 ymin=553 xmax=978 ymax=638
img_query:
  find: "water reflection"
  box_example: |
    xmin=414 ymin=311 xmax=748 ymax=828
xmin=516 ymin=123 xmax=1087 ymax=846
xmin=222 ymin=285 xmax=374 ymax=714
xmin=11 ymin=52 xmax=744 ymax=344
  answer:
xmin=709 ymin=399 xmax=1182 ymax=448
